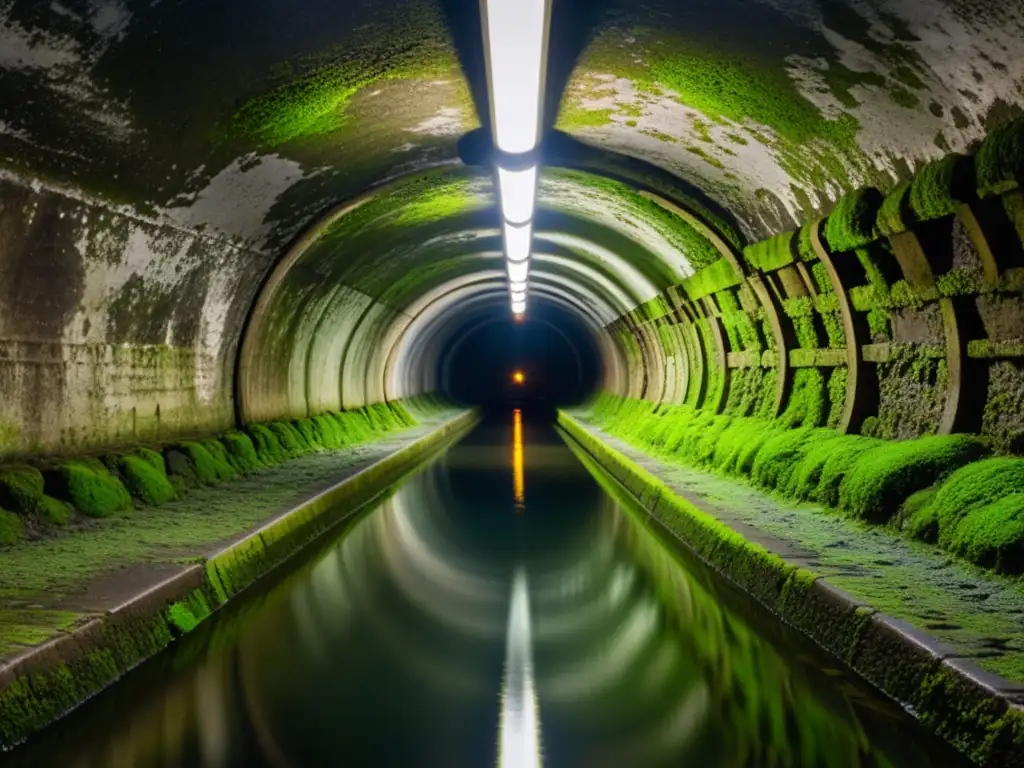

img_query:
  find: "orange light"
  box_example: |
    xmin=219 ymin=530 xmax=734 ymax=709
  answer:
xmin=513 ymin=408 xmax=525 ymax=511
xmin=512 ymin=370 xmax=525 ymax=385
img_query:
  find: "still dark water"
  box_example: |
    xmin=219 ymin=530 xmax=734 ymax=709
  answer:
xmin=3 ymin=412 xmax=964 ymax=768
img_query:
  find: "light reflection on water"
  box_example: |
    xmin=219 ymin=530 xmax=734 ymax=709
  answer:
xmin=2 ymin=413 xmax=967 ymax=768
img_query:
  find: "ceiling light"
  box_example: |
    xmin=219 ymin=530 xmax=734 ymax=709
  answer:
xmin=507 ymin=260 xmax=529 ymax=282
xmin=511 ymin=289 xmax=527 ymax=302
xmin=497 ymin=166 xmax=538 ymax=226
xmin=512 ymin=299 xmax=527 ymax=314
xmin=504 ymin=221 xmax=532 ymax=262
xmin=509 ymin=280 xmax=527 ymax=292
xmin=481 ymin=0 xmax=551 ymax=155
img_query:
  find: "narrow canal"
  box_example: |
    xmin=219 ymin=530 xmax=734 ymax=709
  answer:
xmin=3 ymin=411 xmax=964 ymax=767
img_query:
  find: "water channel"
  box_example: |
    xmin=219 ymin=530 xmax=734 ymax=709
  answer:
xmin=2 ymin=411 xmax=965 ymax=767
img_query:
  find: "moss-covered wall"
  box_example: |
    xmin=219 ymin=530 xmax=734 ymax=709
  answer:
xmin=603 ymin=116 xmax=1024 ymax=455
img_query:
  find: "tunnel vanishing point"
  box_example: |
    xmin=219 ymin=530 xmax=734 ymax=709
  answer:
xmin=2 ymin=0 xmax=1024 ymax=763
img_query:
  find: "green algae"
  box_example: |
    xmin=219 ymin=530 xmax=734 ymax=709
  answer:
xmin=47 ymin=462 xmax=132 ymax=519
xmin=0 ymin=508 xmax=24 ymax=546
xmin=223 ymin=2 xmax=458 ymax=147
xmin=976 ymin=115 xmax=1024 ymax=197
xmin=743 ymin=230 xmax=794 ymax=271
xmin=908 ymin=153 xmax=974 ymax=222
xmin=824 ymin=188 xmax=883 ymax=252
xmin=112 ymin=454 xmax=177 ymax=506
xmin=839 ymin=436 xmax=991 ymax=523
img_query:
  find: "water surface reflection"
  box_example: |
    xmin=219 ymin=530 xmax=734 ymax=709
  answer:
xmin=2 ymin=413 xmax=964 ymax=767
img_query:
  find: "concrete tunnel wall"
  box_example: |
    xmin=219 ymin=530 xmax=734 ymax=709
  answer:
xmin=2 ymin=0 xmax=1024 ymax=460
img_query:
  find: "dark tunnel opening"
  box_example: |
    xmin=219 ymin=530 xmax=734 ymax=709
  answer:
xmin=439 ymin=302 xmax=601 ymax=411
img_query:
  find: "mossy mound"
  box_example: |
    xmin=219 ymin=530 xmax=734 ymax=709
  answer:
xmin=0 ymin=507 xmax=24 ymax=545
xmin=814 ymin=436 xmax=882 ymax=507
xmin=47 ymin=461 xmax=133 ymax=518
xmin=247 ymin=424 xmax=288 ymax=465
xmin=222 ymin=431 xmax=263 ymax=473
xmin=113 ymin=454 xmax=177 ymax=506
xmin=946 ymin=493 xmax=1024 ymax=574
xmin=824 ymin=187 xmax=883 ymax=252
xmin=976 ymin=115 xmax=1024 ymax=197
xmin=908 ymin=154 xmax=974 ymax=222
xmin=838 ymin=435 xmax=990 ymax=523
xmin=390 ymin=401 xmax=417 ymax=428
xmin=39 ymin=496 xmax=73 ymax=526
xmin=134 ymin=448 xmax=165 ymax=473
xmin=906 ymin=457 xmax=1024 ymax=545
xmin=267 ymin=422 xmax=309 ymax=457
xmin=172 ymin=442 xmax=237 ymax=486
xmin=876 ymin=180 xmax=911 ymax=236
xmin=294 ymin=419 xmax=324 ymax=451
xmin=0 ymin=465 xmax=46 ymax=515
xmin=743 ymin=231 xmax=794 ymax=272
xmin=751 ymin=428 xmax=819 ymax=490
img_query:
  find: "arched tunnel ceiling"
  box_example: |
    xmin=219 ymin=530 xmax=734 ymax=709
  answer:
xmin=3 ymin=0 xmax=1022 ymax=252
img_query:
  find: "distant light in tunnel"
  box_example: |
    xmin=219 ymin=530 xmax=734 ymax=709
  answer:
xmin=504 ymin=221 xmax=532 ymax=263
xmin=498 ymin=166 xmax=538 ymax=226
xmin=512 ymin=299 xmax=527 ymax=314
xmin=509 ymin=280 xmax=527 ymax=292
xmin=481 ymin=0 xmax=550 ymax=155
xmin=511 ymin=290 xmax=527 ymax=302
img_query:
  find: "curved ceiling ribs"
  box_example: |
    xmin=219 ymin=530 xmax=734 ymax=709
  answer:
xmin=0 ymin=0 xmax=1022 ymax=455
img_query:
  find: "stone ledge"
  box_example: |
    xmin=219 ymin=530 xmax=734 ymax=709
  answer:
xmin=0 ymin=409 xmax=478 ymax=750
xmin=557 ymin=410 xmax=1024 ymax=768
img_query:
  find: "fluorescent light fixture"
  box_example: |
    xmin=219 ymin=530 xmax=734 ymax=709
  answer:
xmin=497 ymin=166 xmax=538 ymax=226
xmin=512 ymin=299 xmax=527 ymax=314
xmin=511 ymin=290 xmax=527 ymax=302
xmin=507 ymin=259 xmax=529 ymax=282
xmin=481 ymin=0 xmax=551 ymax=155
xmin=504 ymin=221 xmax=532 ymax=263
xmin=509 ymin=280 xmax=527 ymax=292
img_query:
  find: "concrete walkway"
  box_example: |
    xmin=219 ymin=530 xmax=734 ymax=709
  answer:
xmin=571 ymin=418 xmax=1024 ymax=689
xmin=0 ymin=414 xmax=462 ymax=665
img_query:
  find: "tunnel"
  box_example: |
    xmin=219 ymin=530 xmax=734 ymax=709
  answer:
xmin=1 ymin=0 xmax=1024 ymax=764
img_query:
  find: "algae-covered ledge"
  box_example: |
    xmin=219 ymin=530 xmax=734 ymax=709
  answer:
xmin=557 ymin=410 xmax=1024 ymax=767
xmin=0 ymin=406 xmax=478 ymax=749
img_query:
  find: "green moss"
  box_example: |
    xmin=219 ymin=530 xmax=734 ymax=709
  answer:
xmin=294 ymin=419 xmax=324 ymax=452
xmin=826 ymin=367 xmax=848 ymax=428
xmin=975 ymin=115 xmax=1024 ymax=197
xmin=876 ymin=180 xmax=911 ymax=235
xmin=556 ymin=105 xmax=615 ymax=130
xmin=816 ymin=436 xmax=882 ymax=507
xmin=783 ymin=297 xmax=819 ymax=349
xmin=134 ymin=448 xmax=165 ymax=473
xmin=114 ymin=454 xmax=177 ymax=506
xmin=48 ymin=462 xmax=133 ymax=518
xmin=780 ymin=368 xmax=827 ymax=427
xmin=916 ymin=458 xmax=1024 ymax=547
xmin=908 ymin=154 xmax=974 ymax=222
xmin=0 ymin=507 xmax=24 ymax=545
xmin=681 ymin=258 xmax=742 ymax=300
xmin=751 ymin=427 xmax=818 ymax=490
xmin=797 ymin=221 xmax=819 ymax=262
xmin=39 ymin=496 xmax=73 ymax=526
xmin=176 ymin=442 xmax=237 ymax=486
xmin=223 ymin=2 xmax=456 ymax=147
xmin=267 ymin=422 xmax=309 ymax=458
xmin=743 ymin=231 xmax=795 ymax=271
xmin=947 ymin=493 xmax=1024 ymax=574
xmin=221 ymin=431 xmax=263 ymax=473
xmin=838 ymin=436 xmax=990 ymax=523
xmin=0 ymin=465 xmax=45 ymax=516
xmin=824 ymin=188 xmax=883 ymax=252
xmin=247 ymin=424 xmax=287 ymax=465
xmin=784 ymin=432 xmax=857 ymax=500
xmin=936 ymin=267 xmax=982 ymax=297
